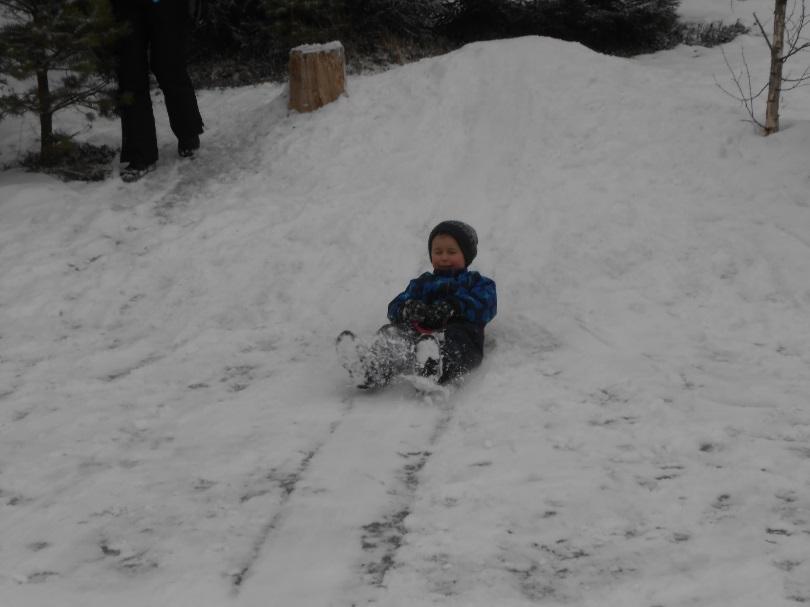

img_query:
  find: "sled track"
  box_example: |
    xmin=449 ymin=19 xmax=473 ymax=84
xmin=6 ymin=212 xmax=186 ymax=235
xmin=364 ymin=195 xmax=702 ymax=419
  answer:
xmin=232 ymin=389 xmax=458 ymax=603
xmin=229 ymin=399 xmax=354 ymax=594
xmin=228 ymin=448 xmax=317 ymax=590
xmin=358 ymin=396 xmax=456 ymax=590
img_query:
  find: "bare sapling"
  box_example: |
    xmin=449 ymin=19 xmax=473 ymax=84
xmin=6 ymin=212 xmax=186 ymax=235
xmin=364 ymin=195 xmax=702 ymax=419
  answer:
xmin=717 ymin=0 xmax=810 ymax=134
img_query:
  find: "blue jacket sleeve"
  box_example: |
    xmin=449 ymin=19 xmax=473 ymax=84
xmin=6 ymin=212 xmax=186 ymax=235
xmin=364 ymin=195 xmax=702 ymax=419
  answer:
xmin=451 ymin=273 xmax=497 ymax=326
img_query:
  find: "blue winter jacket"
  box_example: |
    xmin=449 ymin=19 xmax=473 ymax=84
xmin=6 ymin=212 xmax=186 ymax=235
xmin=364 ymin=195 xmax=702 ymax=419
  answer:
xmin=387 ymin=269 xmax=497 ymax=328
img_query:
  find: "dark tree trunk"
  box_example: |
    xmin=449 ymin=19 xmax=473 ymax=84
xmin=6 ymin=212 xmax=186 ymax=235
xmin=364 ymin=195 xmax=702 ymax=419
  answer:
xmin=764 ymin=0 xmax=787 ymax=135
xmin=36 ymin=69 xmax=54 ymax=157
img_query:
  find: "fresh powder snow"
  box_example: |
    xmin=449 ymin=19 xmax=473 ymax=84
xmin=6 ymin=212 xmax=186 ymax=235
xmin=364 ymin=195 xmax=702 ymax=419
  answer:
xmin=1 ymin=1 xmax=809 ymax=605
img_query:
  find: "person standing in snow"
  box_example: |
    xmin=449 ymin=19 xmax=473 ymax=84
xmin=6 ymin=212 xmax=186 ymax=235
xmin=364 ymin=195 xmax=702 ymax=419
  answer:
xmin=337 ymin=220 xmax=497 ymax=389
xmin=111 ymin=0 xmax=205 ymax=182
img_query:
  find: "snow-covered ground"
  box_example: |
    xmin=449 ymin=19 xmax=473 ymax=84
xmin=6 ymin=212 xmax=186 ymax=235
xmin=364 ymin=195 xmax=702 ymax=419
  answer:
xmin=2 ymin=2 xmax=810 ymax=606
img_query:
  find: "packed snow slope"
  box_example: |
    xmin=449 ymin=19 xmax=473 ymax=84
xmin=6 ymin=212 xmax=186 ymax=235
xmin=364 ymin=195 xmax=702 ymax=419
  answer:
xmin=2 ymin=33 xmax=810 ymax=607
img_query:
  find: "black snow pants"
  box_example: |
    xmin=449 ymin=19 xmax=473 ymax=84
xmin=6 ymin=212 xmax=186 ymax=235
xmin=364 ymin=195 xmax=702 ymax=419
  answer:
xmin=112 ymin=0 xmax=204 ymax=165
xmin=439 ymin=322 xmax=484 ymax=383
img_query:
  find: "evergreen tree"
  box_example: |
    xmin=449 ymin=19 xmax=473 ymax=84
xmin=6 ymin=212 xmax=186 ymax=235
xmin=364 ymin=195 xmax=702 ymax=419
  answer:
xmin=262 ymin=0 xmax=348 ymax=51
xmin=0 ymin=0 xmax=122 ymax=160
xmin=346 ymin=0 xmax=439 ymax=43
xmin=581 ymin=0 xmax=680 ymax=54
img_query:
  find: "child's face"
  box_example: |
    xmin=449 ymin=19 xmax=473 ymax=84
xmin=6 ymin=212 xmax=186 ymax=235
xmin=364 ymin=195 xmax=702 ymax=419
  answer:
xmin=431 ymin=234 xmax=466 ymax=271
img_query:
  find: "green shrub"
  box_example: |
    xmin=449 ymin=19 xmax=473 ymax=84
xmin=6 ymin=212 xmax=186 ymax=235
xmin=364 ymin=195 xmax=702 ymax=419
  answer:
xmin=20 ymin=132 xmax=116 ymax=182
xmin=676 ymin=19 xmax=748 ymax=47
xmin=187 ymin=0 xmax=685 ymax=82
xmin=437 ymin=0 xmax=681 ymax=55
xmin=189 ymin=0 xmax=444 ymax=80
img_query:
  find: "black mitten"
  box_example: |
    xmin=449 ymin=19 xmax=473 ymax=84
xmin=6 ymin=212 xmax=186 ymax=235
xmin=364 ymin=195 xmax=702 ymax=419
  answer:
xmin=422 ymin=300 xmax=455 ymax=329
xmin=399 ymin=300 xmax=428 ymax=323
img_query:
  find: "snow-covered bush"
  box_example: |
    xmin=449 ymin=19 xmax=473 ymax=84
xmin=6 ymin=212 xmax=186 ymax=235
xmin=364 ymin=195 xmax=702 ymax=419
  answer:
xmin=676 ymin=20 xmax=748 ymax=48
xmin=19 ymin=131 xmax=116 ymax=181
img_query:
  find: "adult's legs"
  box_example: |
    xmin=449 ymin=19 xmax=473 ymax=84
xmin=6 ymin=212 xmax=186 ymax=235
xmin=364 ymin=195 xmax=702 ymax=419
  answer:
xmin=112 ymin=0 xmax=158 ymax=166
xmin=147 ymin=0 xmax=204 ymax=144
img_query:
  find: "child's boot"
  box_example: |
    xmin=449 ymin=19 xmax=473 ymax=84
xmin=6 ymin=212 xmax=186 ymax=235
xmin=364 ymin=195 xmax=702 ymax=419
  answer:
xmin=336 ymin=330 xmax=372 ymax=388
xmin=336 ymin=330 xmax=396 ymax=389
xmin=415 ymin=334 xmax=443 ymax=383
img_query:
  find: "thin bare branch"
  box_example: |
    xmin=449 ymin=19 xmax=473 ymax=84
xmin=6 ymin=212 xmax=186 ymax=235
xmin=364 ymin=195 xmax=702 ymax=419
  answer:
xmin=753 ymin=12 xmax=774 ymax=50
xmin=715 ymin=46 xmax=766 ymax=130
xmin=49 ymin=81 xmax=109 ymax=113
xmin=782 ymin=0 xmax=810 ymax=59
xmin=781 ymin=63 xmax=810 ymax=87
xmin=782 ymin=43 xmax=810 ymax=60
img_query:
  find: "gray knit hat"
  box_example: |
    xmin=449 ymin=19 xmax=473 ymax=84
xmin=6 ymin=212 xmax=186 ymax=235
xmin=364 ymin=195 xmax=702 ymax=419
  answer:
xmin=428 ymin=220 xmax=478 ymax=267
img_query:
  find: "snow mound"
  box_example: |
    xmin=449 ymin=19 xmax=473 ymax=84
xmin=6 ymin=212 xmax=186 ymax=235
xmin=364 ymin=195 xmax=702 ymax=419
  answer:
xmin=1 ymin=33 xmax=810 ymax=607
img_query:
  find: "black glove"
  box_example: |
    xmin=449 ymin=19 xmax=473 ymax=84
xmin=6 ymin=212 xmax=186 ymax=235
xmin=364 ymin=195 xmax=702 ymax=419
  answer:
xmin=422 ymin=300 xmax=455 ymax=329
xmin=399 ymin=300 xmax=428 ymax=323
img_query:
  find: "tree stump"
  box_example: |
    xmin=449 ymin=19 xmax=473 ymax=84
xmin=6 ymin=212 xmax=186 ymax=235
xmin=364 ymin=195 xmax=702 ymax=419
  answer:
xmin=288 ymin=41 xmax=346 ymax=113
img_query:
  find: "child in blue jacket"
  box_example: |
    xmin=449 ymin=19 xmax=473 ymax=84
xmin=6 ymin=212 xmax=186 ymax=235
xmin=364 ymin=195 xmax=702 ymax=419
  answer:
xmin=337 ymin=220 xmax=497 ymax=389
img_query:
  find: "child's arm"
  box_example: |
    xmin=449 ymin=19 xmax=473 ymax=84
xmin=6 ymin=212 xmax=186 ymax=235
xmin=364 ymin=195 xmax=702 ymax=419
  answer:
xmin=448 ymin=273 xmax=497 ymax=326
xmin=388 ymin=272 xmax=497 ymax=327
xmin=387 ymin=273 xmax=431 ymax=323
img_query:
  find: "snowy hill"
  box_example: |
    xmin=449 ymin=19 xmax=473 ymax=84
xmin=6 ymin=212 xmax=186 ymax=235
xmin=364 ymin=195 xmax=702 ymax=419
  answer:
xmin=2 ymin=20 xmax=810 ymax=607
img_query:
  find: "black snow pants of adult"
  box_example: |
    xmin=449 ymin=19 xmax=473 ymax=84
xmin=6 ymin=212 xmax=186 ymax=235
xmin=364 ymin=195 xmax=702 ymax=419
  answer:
xmin=112 ymin=0 xmax=204 ymax=165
